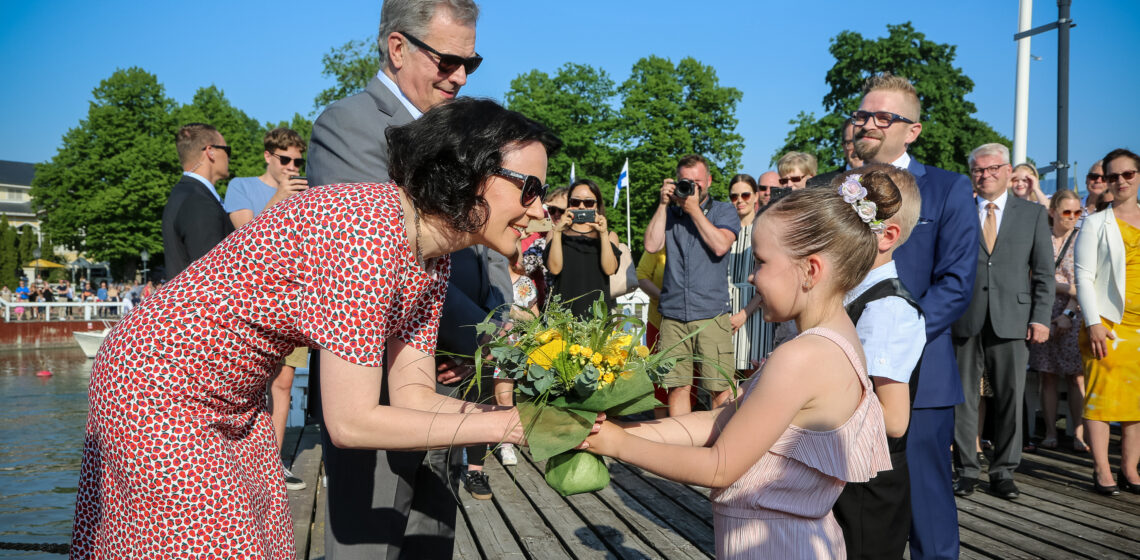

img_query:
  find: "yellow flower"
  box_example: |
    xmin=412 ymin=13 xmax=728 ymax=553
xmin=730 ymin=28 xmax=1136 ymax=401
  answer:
xmin=601 ymin=372 xmax=615 ymax=386
xmin=569 ymin=343 xmax=582 ymax=356
xmin=528 ymin=339 xmax=566 ymax=369
xmin=634 ymin=345 xmax=649 ymax=358
xmin=590 ymin=352 xmax=603 ymax=366
xmin=606 ymin=354 xmax=622 ymax=368
xmin=580 ymin=347 xmax=594 ymax=358
xmin=536 ymin=329 xmax=561 ymax=344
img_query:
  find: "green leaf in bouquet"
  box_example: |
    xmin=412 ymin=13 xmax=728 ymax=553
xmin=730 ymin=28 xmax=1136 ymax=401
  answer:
xmin=518 ymin=402 xmax=594 ymax=461
xmin=573 ymin=364 xmax=600 ymax=397
xmin=549 ymin=369 xmax=656 ymax=414
xmin=605 ymin=392 xmax=661 ymax=417
xmin=544 ymin=450 xmax=610 ymax=496
xmin=529 ymin=364 xmax=555 ymax=394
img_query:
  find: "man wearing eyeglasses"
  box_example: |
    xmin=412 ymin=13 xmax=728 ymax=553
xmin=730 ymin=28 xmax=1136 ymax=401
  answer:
xmin=951 ymin=143 xmax=1053 ymax=504
xmin=162 ymin=122 xmax=234 ymax=279
xmin=850 ymin=72 xmax=979 ymax=560
xmin=307 ymin=2 xmax=489 ymax=558
xmin=756 ymin=171 xmax=779 ymax=206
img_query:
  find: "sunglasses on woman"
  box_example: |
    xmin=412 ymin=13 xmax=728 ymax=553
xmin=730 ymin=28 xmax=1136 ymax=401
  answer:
xmin=1105 ymin=170 xmax=1138 ymax=183
xmin=1056 ymin=209 xmax=1080 ymax=217
xmin=269 ymin=153 xmax=305 ymax=167
xmin=546 ymin=206 xmax=566 ymax=220
xmin=569 ymin=197 xmax=597 ymax=208
xmin=400 ymin=32 xmax=483 ymax=75
xmin=729 ymin=192 xmax=753 ymax=202
xmin=495 ymin=168 xmax=547 ymax=207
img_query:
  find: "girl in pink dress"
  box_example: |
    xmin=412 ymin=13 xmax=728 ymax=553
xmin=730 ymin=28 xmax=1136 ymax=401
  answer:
xmin=69 ymin=100 xmax=578 ymax=559
xmin=585 ymin=176 xmax=898 ymax=559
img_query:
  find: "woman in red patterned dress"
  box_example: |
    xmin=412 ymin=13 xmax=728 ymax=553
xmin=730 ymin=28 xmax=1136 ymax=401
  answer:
xmin=70 ymin=99 xmax=562 ymax=558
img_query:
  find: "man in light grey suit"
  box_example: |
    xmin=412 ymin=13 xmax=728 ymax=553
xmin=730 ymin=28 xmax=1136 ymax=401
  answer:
xmin=951 ymin=142 xmax=1054 ymax=500
xmin=307 ymin=1 xmax=483 ymax=558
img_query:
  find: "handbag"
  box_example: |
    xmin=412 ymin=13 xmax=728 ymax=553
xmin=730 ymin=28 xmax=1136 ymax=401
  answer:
xmin=609 ymin=242 xmax=639 ymax=299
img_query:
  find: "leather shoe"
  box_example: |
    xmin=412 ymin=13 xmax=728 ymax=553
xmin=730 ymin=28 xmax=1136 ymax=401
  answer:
xmin=1093 ymin=478 xmax=1120 ymax=496
xmin=1118 ymin=471 xmax=1140 ymax=495
xmin=954 ymin=476 xmax=978 ymax=497
xmin=991 ymin=478 xmax=1020 ymax=499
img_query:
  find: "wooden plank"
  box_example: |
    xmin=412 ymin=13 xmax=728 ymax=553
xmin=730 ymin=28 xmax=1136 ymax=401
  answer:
xmin=307 ymin=462 xmax=326 ymax=560
xmin=964 ymin=482 xmax=1135 ymax=559
xmin=957 ymin=505 xmax=1075 ymax=560
xmin=1005 ymin=479 xmax=1140 ymax=540
xmin=458 ymin=492 xmax=527 ymax=559
xmin=481 ymin=456 xmax=572 ymax=559
xmin=511 ymin=451 xmax=614 ymax=559
xmin=957 ymin=523 xmax=1041 ymax=560
xmin=626 ymin=466 xmax=715 ymax=522
xmin=453 ymin=503 xmax=481 ymax=560
xmin=608 ymin=461 xmax=715 ymax=554
xmin=596 ymin=468 xmax=711 ymax=559
xmin=288 ymin=425 xmax=323 ymax=559
xmin=1015 ymin=472 xmax=1140 ymax=523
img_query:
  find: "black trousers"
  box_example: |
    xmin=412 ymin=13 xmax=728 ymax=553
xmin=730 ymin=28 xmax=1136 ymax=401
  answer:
xmin=833 ymin=442 xmax=911 ymax=560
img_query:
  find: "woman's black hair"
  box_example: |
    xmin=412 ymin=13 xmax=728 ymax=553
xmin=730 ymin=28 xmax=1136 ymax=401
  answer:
xmin=387 ymin=98 xmax=562 ymax=232
xmin=568 ymin=179 xmax=606 ymax=218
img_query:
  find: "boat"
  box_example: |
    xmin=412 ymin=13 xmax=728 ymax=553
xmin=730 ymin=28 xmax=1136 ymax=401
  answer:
xmin=73 ymin=327 xmax=110 ymax=359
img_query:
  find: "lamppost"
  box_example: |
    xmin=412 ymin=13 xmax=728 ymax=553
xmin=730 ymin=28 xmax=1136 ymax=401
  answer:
xmin=32 ymin=247 xmax=41 ymax=283
xmin=140 ymin=249 xmax=150 ymax=283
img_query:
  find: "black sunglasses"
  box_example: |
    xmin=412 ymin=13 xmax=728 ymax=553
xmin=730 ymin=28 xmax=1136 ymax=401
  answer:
xmin=400 ymin=32 xmax=483 ymax=75
xmin=569 ymin=197 xmax=597 ymax=208
xmin=205 ymin=144 xmax=231 ymax=157
xmin=269 ymin=153 xmax=305 ymax=167
xmin=778 ymin=175 xmax=804 ymax=185
xmin=495 ymin=168 xmax=547 ymax=207
xmin=546 ymin=206 xmax=566 ymax=219
xmin=850 ymin=110 xmax=915 ymax=129
xmin=1086 ymin=173 xmax=1104 ymax=182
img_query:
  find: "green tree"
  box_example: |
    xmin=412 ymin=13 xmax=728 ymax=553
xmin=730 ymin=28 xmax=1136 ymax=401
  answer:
xmin=174 ymin=85 xmax=266 ymax=190
xmin=32 ymin=67 xmax=178 ymax=273
xmin=313 ymin=37 xmax=381 ymax=112
xmin=0 ymin=216 xmax=18 ymax=288
xmin=775 ymin=22 xmax=1008 ymax=174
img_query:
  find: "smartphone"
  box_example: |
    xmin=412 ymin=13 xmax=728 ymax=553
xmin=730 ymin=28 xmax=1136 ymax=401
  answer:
xmin=571 ymin=209 xmax=595 ymax=224
xmin=526 ymin=218 xmax=553 ymax=233
xmin=768 ymin=186 xmax=792 ymax=204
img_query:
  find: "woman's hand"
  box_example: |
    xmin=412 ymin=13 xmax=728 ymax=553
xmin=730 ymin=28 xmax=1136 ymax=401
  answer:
xmin=1088 ymin=323 xmax=1115 ymax=359
xmin=554 ymin=209 xmax=574 ymax=233
xmin=590 ymin=214 xmax=608 ymax=234
xmin=581 ymin=417 xmax=624 ymax=457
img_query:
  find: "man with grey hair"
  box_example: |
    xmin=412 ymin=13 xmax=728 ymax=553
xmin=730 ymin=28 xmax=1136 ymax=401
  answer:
xmin=951 ymin=142 xmax=1054 ymax=501
xmin=307 ymin=1 xmax=483 ymax=558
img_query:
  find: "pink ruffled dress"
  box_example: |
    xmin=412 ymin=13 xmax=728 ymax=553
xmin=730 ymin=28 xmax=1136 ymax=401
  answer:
xmin=710 ymin=327 xmax=893 ymax=559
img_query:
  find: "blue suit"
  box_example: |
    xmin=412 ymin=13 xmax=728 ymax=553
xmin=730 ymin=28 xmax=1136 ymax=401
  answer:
xmin=892 ymin=157 xmax=979 ymax=559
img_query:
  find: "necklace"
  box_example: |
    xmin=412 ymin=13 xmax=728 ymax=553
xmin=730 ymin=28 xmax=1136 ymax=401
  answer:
xmin=413 ymin=205 xmax=426 ymax=269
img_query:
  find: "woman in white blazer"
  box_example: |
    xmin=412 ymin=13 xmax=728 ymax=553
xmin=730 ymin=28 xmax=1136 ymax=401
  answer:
xmin=1074 ymin=148 xmax=1140 ymax=496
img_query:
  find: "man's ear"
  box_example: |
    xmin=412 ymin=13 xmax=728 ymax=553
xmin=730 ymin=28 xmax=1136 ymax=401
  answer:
xmin=904 ymin=122 xmax=923 ymax=145
xmin=878 ymin=222 xmax=902 ymax=252
xmin=387 ymin=33 xmax=408 ymax=70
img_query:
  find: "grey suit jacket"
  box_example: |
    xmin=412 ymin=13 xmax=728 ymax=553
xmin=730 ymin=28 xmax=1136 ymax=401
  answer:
xmin=308 ymin=76 xmax=414 ymax=186
xmin=952 ymin=194 xmax=1055 ymax=339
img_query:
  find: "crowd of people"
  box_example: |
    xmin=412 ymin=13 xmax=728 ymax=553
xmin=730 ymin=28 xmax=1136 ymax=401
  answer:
xmin=64 ymin=0 xmax=1137 ymax=559
xmin=2 ymin=278 xmax=159 ymax=319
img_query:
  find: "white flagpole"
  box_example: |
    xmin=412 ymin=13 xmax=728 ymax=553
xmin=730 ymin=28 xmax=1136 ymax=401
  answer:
xmin=623 ymin=159 xmax=631 ymax=246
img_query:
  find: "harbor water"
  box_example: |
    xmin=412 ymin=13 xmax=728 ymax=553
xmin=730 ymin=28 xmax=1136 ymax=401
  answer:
xmin=0 ymin=347 xmax=309 ymax=558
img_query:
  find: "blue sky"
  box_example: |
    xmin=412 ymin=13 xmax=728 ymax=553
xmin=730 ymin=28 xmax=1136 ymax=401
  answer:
xmin=2 ymin=1 xmax=1137 ymax=190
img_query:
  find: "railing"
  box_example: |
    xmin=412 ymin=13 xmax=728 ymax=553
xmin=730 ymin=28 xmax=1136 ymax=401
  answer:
xmin=0 ymin=299 xmax=127 ymax=322
xmin=615 ymin=289 xmax=650 ymax=330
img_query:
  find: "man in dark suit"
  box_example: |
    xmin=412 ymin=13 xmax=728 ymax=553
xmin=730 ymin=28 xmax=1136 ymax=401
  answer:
xmin=806 ymin=119 xmax=864 ymax=189
xmin=952 ymin=143 xmax=1054 ymax=500
xmin=162 ymin=123 xmax=234 ymax=279
xmin=850 ymin=72 xmax=979 ymax=560
xmin=306 ymin=1 xmax=483 ymax=558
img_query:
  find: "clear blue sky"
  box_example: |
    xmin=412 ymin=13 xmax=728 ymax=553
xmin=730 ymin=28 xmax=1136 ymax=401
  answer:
xmin=2 ymin=1 xmax=1137 ymax=190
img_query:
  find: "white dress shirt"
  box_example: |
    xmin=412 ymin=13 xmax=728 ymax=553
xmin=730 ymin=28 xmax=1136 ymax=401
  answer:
xmin=182 ymin=171 xmax=221 ymax=203
xmin=889 ymin=151 xmax=912 ymax=171
xmin=842 ymin=261 xmax=926 ymax=383
xmin=376 ymin=70 xmax=423 ymax=119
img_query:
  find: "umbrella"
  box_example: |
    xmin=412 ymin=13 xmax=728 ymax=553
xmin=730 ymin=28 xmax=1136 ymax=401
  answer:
xmin=25 ymin=259 xmax=65 ymax=268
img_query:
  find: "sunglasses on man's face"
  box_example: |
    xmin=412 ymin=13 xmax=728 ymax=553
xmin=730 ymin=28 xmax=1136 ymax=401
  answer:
xmin=569 ymin=197 xmax=597 ymax=209
xmin=495 ymin=168 xmax=547 ymax=207
xmin=1086 ymin=173 xmax=1104 ymax=183
xmin=1105 ymin=170 xmax=1139 ymax=183
xmin=729 ymin=192 xmax=753 ymax=202
xmin=269 ymin=153 xmax=305 ymax=168
xmin=205 ymin=144 xmax=231 ymax=158
xmin=757 ymin=185 xmax=774 ymax=192
xmin=546 ymin=206 xmax=566 ymax=219
xmin=400 ymin=32 xmax=483 ymax=75
xmin=778 ymin=176 xmax=804 ymax=185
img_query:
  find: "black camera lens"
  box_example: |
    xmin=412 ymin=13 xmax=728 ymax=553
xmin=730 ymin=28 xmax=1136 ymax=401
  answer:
xmin=674 ymin=179 xmax=696 ymax=199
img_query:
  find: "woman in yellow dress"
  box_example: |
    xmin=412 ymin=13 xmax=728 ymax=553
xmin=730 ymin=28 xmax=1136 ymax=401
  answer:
xmin=1075 ymin=148 xmax=1140 ymax=496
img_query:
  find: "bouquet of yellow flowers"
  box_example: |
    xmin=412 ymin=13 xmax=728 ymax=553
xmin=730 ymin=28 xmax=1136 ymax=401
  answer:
xmin=475 ymin=297 xmax=676 ymax=496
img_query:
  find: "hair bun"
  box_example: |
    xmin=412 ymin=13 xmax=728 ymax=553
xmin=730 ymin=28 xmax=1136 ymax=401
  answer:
xmin=852 ymin=169 xmax=902 ymax=222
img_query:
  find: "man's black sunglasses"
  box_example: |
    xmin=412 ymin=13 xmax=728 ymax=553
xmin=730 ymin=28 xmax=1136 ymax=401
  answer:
xmin=400 ymin=32 xmax=483 ymax=75
xmin=269 ymin=153 xmax=305 ymax=167
xmin=850 ymin=110 xmax=915 ymax=128
xmin=205 ymin=144 xmax=231 ymax=157
xmin=495 ymin=168 xmax=547 ymax=207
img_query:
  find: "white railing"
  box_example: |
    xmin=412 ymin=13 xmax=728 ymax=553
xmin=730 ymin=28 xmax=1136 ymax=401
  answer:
xmin=615 ymin=289 xmax=650 ymax=330
xmin=0 ymin=299 xmax=127 ymax=322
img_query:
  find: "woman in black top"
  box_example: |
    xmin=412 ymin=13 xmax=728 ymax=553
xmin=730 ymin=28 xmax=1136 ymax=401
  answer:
xmin=545 ymin=179 xmax=620 ymax=318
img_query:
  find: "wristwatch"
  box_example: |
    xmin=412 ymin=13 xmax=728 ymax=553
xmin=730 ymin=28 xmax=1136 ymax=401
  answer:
xmin=1062 ymin=309 xmax=1076 ymax=319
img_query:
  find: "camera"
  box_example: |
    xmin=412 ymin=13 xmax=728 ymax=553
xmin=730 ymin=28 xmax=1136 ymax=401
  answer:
xmin=768 ymin=186 xmax=792 ymax=204
xmin=571 ymin=209 xmax=595 ymax=224
xmin=673 ymin=179 xmax=697 ymax=199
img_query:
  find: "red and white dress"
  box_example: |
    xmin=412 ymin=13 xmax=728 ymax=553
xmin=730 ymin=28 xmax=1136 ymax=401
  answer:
xmin=70 ymin=183 xmax=449 ymax=559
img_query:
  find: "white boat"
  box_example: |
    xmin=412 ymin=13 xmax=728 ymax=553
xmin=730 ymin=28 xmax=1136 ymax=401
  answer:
xmin=73 ymin=328 xmax=110 ymax=359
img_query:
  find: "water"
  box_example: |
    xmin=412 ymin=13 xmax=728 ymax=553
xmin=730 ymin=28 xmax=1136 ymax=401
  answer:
xmin=0 ymin=348 xmax=309 ymax=559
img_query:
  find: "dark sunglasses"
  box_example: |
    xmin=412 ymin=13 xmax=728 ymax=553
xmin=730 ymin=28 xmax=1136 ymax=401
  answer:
xmin=205 ymin=144 xmax=231 ymax=157
xmin=728 ymin=192 xmax=754 ymax=202
xmin=1056 ymin=209 xmax=1081 ymax=217
xmin=269 ymin=153 xmax=305 ymax=167
xmin=546 ymin=206 xmax=566 ymax=219
xmin=1105 ymin=170 xmax=1139 ymax=183
xmin=850 ymin=110 xmax=915 ymax=129
xmin=569 ymin=197 xmax=597 ymax=208
xmin=756 ymin=185 xmax=771 ymax=192
xmin=495 ymin=167 xmax=547 ymax=207
xmin=400 ymin=32 xmax=483 ymax=75
xmin=1086 ymin=173 xmax=1104 ymax=183
xmin=778 ymin=175 xmax=804 ymax=185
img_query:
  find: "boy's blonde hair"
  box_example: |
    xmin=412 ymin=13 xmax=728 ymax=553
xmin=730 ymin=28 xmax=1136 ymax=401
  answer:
xmin=777 ymin=151 xmax=818 ymax=177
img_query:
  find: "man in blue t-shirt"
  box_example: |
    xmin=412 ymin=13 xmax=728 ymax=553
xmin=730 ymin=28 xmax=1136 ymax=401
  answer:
xmin=223 ymin=128 xmax=308 ymax=229
xmin=644 ymin=154 xmax=741 ymax=417
xmin=15 ymin=279 xmax=29 ymax=301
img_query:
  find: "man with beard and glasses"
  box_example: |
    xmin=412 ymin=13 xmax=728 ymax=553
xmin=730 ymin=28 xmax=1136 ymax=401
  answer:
xmin=849 ymin=72 xmax=979 ymax=560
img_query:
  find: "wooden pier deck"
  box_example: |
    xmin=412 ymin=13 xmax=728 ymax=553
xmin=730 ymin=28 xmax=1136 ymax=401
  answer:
xmin=282 ymin=425 xmax=1140 ymax=559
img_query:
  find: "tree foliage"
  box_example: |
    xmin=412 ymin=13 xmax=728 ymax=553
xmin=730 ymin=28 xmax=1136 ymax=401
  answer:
xmin=31 ymin=67 xmax=313 ymax=280
xmin=313 ymin=38 xmax=381 ymax=113
xmin=774 ymin=22 xmax=1008 ymax=174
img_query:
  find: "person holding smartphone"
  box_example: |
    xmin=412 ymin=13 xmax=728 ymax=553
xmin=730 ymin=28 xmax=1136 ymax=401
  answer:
xmin=545 ymin=178 xmax=620 ymax=319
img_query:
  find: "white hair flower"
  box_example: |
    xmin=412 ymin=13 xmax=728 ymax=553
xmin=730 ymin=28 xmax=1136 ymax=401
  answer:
xmin=838 ymin=175 xmax=884 ymax=233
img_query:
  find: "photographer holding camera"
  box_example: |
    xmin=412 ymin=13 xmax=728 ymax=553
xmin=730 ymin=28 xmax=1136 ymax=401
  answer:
xmin=546 ymin=179 xmax=620 ymax=319
xmin=645 ymin=154 xmax=740 ymax=417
